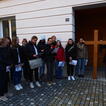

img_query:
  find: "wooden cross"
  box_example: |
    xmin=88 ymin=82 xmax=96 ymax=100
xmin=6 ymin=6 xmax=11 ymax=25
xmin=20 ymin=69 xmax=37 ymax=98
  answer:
xmin=85 ymin=30 xmax=106 ymax=79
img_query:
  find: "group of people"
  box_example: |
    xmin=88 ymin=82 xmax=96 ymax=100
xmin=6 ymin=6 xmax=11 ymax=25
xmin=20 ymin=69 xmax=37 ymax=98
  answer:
xmin=0 ymin=35 xmax=88 ymax=101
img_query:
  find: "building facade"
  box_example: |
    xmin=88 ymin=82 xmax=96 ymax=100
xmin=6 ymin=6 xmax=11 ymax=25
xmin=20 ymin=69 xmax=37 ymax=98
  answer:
xmin=0 ymin=0 xmax=106 ymax=43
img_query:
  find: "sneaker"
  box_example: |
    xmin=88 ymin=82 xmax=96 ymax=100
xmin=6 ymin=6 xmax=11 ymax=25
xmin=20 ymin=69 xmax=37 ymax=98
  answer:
xmin=71 ymin=76 xmax=75 ymax=80
xmin=52 ymin=82 xmax=56 ymax=85
xmin=18 ymin=84 xmax=23 ymax=90
xmin=47 ymin=82 xmax=52 ymax=86
xmin=15 ymin=85 xmax=20 ymax=91
xmin=36 ymin=81 xmax=41 ymax=87
xmin=30 ymin=82 xmax=35 ymax=89
xmin=0 ymin=96 xmax=8 ymax=101
xmin=68 ymin=76 xmax=71 ymax=80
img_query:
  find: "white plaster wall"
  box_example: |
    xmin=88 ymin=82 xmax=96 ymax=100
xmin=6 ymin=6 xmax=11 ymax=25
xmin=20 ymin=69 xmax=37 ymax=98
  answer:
xmin=0 ymin=0 xmax=105 ymax=43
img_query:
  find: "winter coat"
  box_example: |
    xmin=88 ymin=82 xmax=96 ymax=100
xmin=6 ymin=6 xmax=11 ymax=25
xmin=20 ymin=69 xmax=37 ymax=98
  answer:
xmin=44 ymin=44 xmax=55 ymax=62
xmin=65 ymin=44 xmax=77 ymax=62
xmin=25 ymin=41 xmax=39 ymax=60
xmin=77 ymin=43 xmax=88 ymax=59
xmin=0 ymin=46 xmax=12 ymax=71
xmin=11 ymin=45 xmax=24 ymax=65
xmin=55 ymin=47 xmax=65 ymax=61
xmin=37 ymin=40 xmax=46 ymax=60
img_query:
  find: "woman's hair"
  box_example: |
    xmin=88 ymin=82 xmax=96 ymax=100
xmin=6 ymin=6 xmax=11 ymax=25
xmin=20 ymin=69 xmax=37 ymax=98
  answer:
xmin=0 ymin=37 xmax=11 ymax=47
xmin=22 ymin=38 xmax=27 ymax=43
xmin=5 ymin=37 xmax=12 ymax=46
xmin=56 ymin=40 xmax=62 ymax=48
xmin=12 ymin=37 xmax=19 ymax=47
xmin=67 ymin=38 xmax=74 ymax=45
xmin=51 ymin=35 xmax=56 ymax=39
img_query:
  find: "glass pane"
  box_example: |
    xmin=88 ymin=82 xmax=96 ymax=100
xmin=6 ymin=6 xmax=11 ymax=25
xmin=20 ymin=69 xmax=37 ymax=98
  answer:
xmin=2 ymin=20 xmax=9 ymax=37
xmin=11 ymin=18 xmax=16 ymax=38
xmin=0 ymin=21 xmax=3 ymax=38
xmin=2 ymin=17 xmax=16 ymax=38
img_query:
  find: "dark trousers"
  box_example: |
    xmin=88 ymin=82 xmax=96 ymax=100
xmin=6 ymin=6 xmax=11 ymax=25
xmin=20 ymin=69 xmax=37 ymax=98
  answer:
xmin=0 ymin=70 xmax=8 ymax=96
xmin=28 ymin=68 xmax=39 ymax=82
xmin=23 ymin=62 xmax=30 ymax=81
xmin=10 ymin=67 xmax=14 ymax=83
xmin=23 ymin=62 xmax=39 ymax=82
xmin=46 ymin=61 xmax=54 ymax=82
xmin=66 ymin=62 xmax=74 ymax=76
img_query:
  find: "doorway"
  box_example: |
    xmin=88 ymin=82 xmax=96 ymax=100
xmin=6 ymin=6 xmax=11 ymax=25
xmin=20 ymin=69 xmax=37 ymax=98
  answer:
xmin=74 ymin=4 xmax=106 ymax=79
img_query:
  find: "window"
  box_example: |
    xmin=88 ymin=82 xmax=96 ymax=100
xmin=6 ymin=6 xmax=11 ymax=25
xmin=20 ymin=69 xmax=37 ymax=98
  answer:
xmin=0 ymin=16 xmax=16 ymax=38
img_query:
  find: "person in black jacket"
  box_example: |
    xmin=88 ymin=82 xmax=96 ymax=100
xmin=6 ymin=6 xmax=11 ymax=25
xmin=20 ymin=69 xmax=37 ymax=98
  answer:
xmin=4 ymin=37 xmax=13 ymax=83
xmin=11 ymin=37 xmax=24 ymax=91
xmin=37 ymin=38 xmax=46 ymax=81
xmin=0 ymin=38 xmax=13 ymax=101
xmin=21 ymin=38 xmax=29 ymax=81
xmin=25 ymin=36 xmax=41 ymax=88
xmin=65 ymin=39 xmax=77 ymax=80
xmin=44 ymin=38 xmax=56 ymax=85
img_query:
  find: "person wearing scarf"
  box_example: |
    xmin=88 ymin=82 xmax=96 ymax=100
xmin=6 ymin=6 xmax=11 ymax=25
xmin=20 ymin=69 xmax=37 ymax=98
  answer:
xmin=65 ymin=39 xmax=77 ymax=80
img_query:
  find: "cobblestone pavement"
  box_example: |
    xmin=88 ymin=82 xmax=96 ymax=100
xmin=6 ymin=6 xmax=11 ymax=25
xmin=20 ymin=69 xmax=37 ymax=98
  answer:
xmin=0 ymin=76 xmax=106 ymax=106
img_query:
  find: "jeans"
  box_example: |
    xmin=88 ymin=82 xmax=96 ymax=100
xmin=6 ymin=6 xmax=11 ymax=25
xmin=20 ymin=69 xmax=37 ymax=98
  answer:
xmin=13 ymin=71 xmax=22 ymax=85
xmin=66 ymin=62 xmax=74 ymax=76
xmin=39 ymin=61 xmax=45 ymax=77
xmin=55 ymin=61 xmax=63 ymax=79
xmin=77 ymin=58 xmax=86 ymax=75
xmin=0 ymin=70 xmax=8 ymax=96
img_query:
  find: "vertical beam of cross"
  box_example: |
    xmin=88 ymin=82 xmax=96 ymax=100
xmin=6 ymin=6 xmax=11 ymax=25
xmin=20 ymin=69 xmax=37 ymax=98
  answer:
xmin=92 ymin=30 xmax=98 ymax=79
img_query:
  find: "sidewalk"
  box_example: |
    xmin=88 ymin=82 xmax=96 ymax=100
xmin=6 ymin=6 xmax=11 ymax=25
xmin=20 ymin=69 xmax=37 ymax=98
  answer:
xmin=0 ymin=77 xmax=106 ymax=106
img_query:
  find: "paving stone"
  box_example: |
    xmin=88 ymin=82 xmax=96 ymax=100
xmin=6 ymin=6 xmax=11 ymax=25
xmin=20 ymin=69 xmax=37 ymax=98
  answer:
xmin=0 ymin=70 xmax=105 ymax=105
